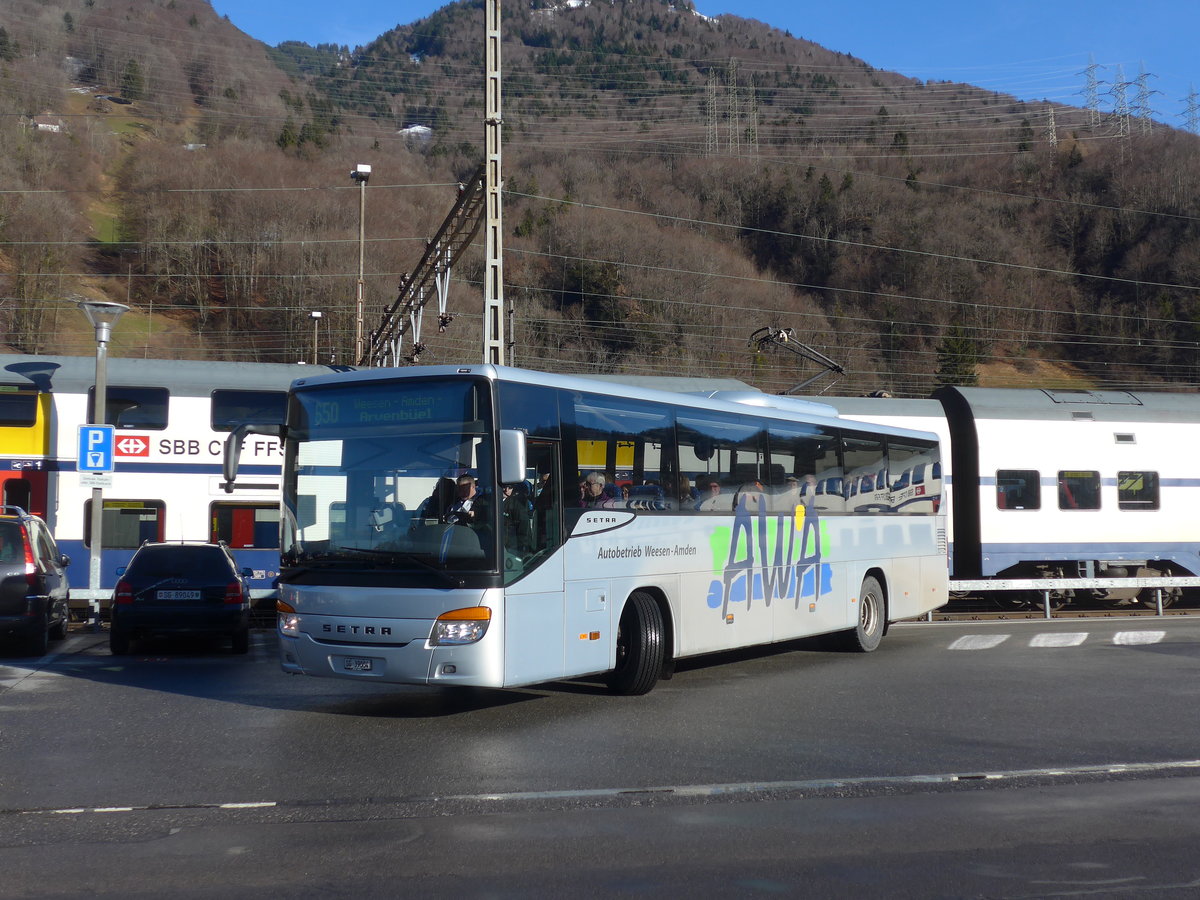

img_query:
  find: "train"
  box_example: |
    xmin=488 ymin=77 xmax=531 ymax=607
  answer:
xmin=0 ymin=353 xmax=346 ymax=609
xmin=817 ymin=386 xmax=1200 ymax=608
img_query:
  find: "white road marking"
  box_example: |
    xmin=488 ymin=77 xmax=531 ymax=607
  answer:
xmin=949 ymin=634 xmax=1011 ymax=650
xmin=1112 ymin=630 xmax=1166 ymax=645
xmin=1029 ymin=632 xmax=1088 ymax=647
xmin=948 ymin=629 xmax=1177 ymax=651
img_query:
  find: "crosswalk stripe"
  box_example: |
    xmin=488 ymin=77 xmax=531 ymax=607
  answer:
xmin=949 ymin=634 xmax=1011 ymax=650
xmin=1029 ymin=633 xmax=1088 ymax=647
xmin=1112 ymin=630 xmax=1166 ymax=645
xmin=948 ymin=631 xmax=1172 ymax=650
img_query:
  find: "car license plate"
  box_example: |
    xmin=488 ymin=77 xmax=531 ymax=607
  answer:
xmin=344 ymin=657 xmax=374 ymax=672
xmin=158 ymin=590 xmax=201 ymax=600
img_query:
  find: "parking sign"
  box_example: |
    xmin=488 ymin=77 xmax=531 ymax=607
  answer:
xmin=78 ymin=425 xmax=115 ymax=473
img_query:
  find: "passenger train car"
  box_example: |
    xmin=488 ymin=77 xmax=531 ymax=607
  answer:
xmin=818 ymin=387 xmax=1200 ymax=607
xmin=0 ymin=354 xmax=346 ymax=608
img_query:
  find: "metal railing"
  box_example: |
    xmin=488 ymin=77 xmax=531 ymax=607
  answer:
xmin=945 ymin=577 xmax=1200 ymax=619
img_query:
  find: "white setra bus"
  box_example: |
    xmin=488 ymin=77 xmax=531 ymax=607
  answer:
xmin=226 ymin=365 xmax=948 ymax=694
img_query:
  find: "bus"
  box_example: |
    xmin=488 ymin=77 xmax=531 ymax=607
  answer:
xmin=225 ymin=365 xmax=948 ymax=694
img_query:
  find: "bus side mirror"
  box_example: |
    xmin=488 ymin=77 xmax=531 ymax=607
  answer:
xmin=498 ymin=429 xmax=526 ymax=485
xmin=223 ymin=423 xmax=283 ymax=493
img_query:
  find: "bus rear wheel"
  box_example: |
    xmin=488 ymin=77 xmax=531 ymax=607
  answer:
xmin=607 ymin=591 xmax=665 ymax=696
xmin=835 ymin=576 xmax=885 ymax=652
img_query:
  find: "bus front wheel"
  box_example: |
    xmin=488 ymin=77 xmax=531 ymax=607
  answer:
xmin=607 ymin=591 xmax=665 ymax=695
xmin=835 ymin=576 xmax=885 ymax=653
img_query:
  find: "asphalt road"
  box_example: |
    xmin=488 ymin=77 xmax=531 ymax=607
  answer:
xmin=3 ymin=618 xmax=1199 ymax=897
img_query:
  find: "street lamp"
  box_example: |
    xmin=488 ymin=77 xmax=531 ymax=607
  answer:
xmin=78 ymin=300 xmax=129 ymax=631
xmin=350 ymin=163 xmax=370 ymax=364
xmin=310 ymin=310 xmax=322 ymax=365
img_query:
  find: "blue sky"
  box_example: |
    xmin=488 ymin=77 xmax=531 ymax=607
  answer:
xmin=211 ymin=0 xmax=1198 ymax=127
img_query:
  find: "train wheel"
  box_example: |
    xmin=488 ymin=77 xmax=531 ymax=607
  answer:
xmin=1032 ymin=591 xmax=1068 ymax=612
xmin=607 ymin=591 xmax=665 ymax=696
xmin=1138 ymin=587 xmax=1179 ymax=609
xmin=834 ymin=576 xmax=886 ymax=652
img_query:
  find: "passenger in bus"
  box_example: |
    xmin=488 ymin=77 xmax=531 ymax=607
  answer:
xmin=696 ymin=475 xmax=728 ymax=511
xmin=581 ymin=471 xmax=614 ymax=507
xmin=773 ymin=475 xmax=803 ymax=511
xmin=676 ymin=476 xmax=699 ymax=506
xmin=447 ymin=474 xmax=487 ymax=526
xmin=501 ymin=483 xmax=533 ymax=552
xmin=802 ymin=473 xmax=818 ymax=505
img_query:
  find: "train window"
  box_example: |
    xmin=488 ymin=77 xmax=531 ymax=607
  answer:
xmin=211 ymin=390 xmax=287 ymax=432
xmin=210 ymin=503 xmax=280 ymax=548
xmin=1057 ymin=471 xmax=1100 ymax=510
xmin=83 ymin=499 xmax=165 ymax=548
xmin=0 ymin=384 xmax=39 ymax=427
xmin=1118 ymin=471 xmax=1159 ymax=511
xmin=997 ymin=470 xmax=1040 ymax=510
xmin=88 ymin=385 xmax=169 ymax=430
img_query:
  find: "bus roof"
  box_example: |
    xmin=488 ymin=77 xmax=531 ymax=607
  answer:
xmin=289 ymin=364 xmax=941 ymax=443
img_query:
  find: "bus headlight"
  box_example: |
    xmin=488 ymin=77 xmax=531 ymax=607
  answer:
xmin=277 ymin=599 xmax=300 ymax=638
xmin=431 ymin=606 xmax=491 ymax=645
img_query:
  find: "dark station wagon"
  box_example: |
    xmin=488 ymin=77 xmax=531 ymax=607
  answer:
xmin=109 ymin=542 xmax=253 ymax=655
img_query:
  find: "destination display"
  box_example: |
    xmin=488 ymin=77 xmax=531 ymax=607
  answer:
xmin=297 ymin=381 xmax=487 ymax=433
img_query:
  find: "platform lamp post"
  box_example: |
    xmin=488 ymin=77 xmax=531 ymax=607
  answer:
xmin=350 ymin=163 xmax=370 ymax=364
xmin=78 ymin=300 xmax=129 ymax=631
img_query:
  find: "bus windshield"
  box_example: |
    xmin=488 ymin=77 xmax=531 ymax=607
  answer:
xmin=280 ymin=378 xmax=497 ymax=575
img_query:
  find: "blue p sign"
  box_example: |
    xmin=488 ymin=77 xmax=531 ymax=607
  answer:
xmin=78 ymin=425 xmax=115 ymax=473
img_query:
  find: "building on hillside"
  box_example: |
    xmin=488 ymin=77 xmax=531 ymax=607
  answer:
xmin=30 ymin=114 xmax=67 ymax=134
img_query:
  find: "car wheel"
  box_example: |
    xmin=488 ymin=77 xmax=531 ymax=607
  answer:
xmin=109 ymin=628 xmax=131 ymax=655
xmin=231 ymin=626 xmax=250 ymax=655
xmin=48 ymin=606 xmax=68 ymax=642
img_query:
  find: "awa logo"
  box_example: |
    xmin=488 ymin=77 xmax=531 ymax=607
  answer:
xmin=114 ymin=436 xmax=150 ymax=457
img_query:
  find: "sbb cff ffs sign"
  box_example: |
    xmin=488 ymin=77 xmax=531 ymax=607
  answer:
xmin=115 ymin=436 xmax=150 ymax=457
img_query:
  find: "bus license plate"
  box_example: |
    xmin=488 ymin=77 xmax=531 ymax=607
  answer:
xmin=344 ymin=657 xmax=374 ymax=672
xmin=158 ymin=590 xmax=201 ymax=600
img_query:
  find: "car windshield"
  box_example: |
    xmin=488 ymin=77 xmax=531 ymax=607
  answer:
xmin=281 ymin=378 xmax=497 ymax=575
xmin=129 ymin=546 xmax=230 ymax=580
